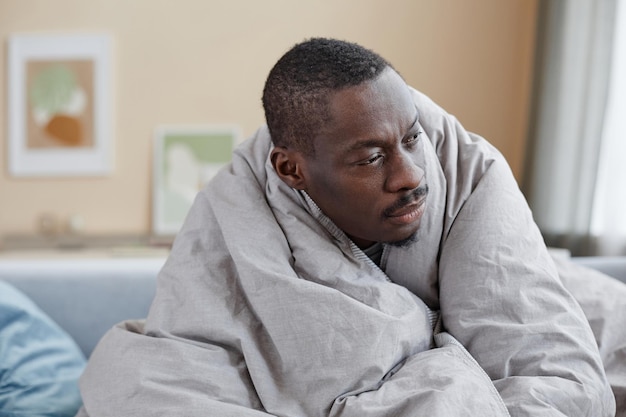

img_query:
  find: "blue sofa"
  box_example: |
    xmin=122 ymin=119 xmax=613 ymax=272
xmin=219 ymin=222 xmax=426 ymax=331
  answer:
xmin=0 ymin=256 xmax=165 ymax=357
xmin=1 ymin=254 xmax=625 ymax=358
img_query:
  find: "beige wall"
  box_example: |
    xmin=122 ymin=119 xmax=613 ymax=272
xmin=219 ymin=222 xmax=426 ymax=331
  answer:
xmin=0 ymin=0 xmax=538 ymax=237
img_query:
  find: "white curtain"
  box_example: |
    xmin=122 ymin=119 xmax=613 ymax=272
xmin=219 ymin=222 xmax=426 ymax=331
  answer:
xmin=523 ymin=0 xmax=623 ymax=256
xmin=591 ymin=0 xmax=626 ymax=255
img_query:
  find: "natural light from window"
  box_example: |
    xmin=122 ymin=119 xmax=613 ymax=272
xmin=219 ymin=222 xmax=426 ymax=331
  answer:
xmin=592 ymin=0 xmax=626 ymax=254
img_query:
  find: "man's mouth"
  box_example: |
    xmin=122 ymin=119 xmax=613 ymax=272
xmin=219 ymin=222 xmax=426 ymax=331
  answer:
xmin=382 ymin=185 xmax=429 ymax=226
xmin=385 ymin=198 xmax=426 ymax=225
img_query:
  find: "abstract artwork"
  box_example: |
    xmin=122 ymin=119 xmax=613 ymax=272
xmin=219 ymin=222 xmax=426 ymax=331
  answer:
xmin=152 ymin=126 xmax=239 ymax=236
xmin=7 ymin=34 xmax=113 ymax=176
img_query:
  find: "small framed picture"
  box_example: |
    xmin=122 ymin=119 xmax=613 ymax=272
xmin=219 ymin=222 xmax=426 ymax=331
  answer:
xmin=7 ymin=33 xmax=113 ymax=177
xmin=152 ymin=125 xmax=239 ymax=237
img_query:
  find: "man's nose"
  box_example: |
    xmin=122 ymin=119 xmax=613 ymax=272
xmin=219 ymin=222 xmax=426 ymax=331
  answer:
xmin=384 ymin=151 xmax=424 ymax=193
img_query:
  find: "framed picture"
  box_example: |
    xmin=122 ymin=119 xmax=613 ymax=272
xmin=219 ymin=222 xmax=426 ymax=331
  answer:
xmin=152 ymin=125 xmax=239 ymax=237
xmin=7 ymin=33 xmax=113 ymax=177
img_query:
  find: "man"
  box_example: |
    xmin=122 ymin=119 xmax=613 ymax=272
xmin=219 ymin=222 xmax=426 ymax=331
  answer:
xmin=77 ymin=38 xmax=621 ymax=416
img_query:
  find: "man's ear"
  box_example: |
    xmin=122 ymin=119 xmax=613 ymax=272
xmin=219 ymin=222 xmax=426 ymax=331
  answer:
xmin=270 ymin=146 xmax=307 ymax=190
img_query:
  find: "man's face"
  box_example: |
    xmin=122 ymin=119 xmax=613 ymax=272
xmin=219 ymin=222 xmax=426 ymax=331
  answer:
xmin=296 ymin=68 xmax=428 ymax=248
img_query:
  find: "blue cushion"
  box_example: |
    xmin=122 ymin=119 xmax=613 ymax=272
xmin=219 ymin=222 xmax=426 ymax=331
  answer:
xmin=0 ymin=281 xmax=85 ymax=416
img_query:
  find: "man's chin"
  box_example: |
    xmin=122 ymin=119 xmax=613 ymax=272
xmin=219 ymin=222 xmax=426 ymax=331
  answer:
xmin=384 ymin=230 xmax=419 ymax=248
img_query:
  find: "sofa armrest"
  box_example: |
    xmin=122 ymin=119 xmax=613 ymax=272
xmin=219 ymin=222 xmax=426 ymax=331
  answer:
xmin=571 ymin=256 xmax=626 ymax=284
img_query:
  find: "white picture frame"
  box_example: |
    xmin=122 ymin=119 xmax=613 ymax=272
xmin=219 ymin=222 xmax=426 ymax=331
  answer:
xmin=7 ymin=33 xmax=113 ymax=177
xmin=152 ymin=125 xmax=239 ymax=237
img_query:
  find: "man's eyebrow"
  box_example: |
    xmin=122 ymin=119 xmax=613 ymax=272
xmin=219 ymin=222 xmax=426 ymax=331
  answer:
xmin=400 ymin=110 xmax=420 ymax=139
xmin=408 ymin=109 xmax=420 ymax=130
xmin=347 ymin=138 xmax=388 ymax=151
xmin=344 ymin=109 xmax=421 ymax=153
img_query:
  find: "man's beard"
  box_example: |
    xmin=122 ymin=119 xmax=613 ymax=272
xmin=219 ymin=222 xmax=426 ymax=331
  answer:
xmin=383 ymin=184 xmax=428 ymax=248
xmin=384 ymin=231 xmax=419 ymax=248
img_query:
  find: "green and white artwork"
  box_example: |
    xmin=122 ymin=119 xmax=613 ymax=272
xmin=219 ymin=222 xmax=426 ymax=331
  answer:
xmin=153 ymin=126 xmax=238 ymax=236
xmin=8 ymin=34 xmax=112 ymax=177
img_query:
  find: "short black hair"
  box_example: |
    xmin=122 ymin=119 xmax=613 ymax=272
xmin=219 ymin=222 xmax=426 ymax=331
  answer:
xmin=262 ymin=38 xmax=392 ymax=155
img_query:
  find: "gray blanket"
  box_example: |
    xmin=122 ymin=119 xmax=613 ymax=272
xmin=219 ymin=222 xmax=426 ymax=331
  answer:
xmin=78 ymin=89 xmax=621 ymax=416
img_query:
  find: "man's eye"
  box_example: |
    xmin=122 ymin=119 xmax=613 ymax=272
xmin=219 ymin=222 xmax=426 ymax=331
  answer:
xmin=363 ymin=154 xmax=383 ymax=165
xmin=405 ymin=130 xmax=423 ymax=147
xmin=409 ymin=131 xmax=423 ymax=142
